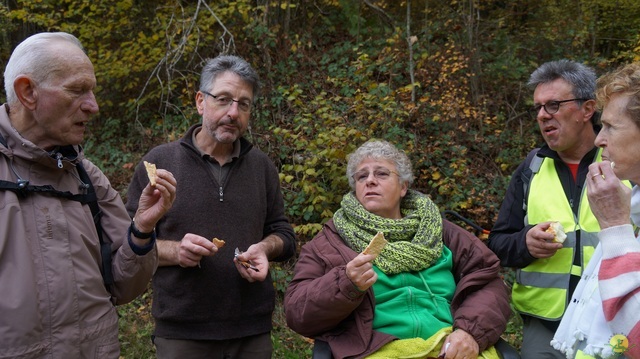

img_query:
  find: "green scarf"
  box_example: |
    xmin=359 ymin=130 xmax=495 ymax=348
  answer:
xmin=333 ymin=189 xmax=443 ymax=275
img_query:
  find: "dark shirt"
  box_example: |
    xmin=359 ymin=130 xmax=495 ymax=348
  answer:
xmin=126 ymin=124 xmax=296 ymax=340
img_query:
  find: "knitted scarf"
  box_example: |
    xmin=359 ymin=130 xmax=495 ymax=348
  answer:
xmin=333 ymin=189 xmax=443 ymax=275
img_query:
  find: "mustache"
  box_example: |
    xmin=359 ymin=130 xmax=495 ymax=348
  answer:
xmin=217 ymin=117 xmax=239 ymax=127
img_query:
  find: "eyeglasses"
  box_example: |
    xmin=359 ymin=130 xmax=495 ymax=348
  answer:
xmin=201 ymin=90 xmax=253 ymax=113
xmin=352 ymin=168 xmax=399 ymax=183
xmin=530 ymin=98 xmax=589 ymax=117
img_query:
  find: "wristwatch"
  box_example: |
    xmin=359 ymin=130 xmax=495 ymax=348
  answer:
xmin=129 ymin=219 xmax=155 ymax=239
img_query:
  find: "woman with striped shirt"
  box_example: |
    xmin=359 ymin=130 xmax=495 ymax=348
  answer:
xmin=552 ymin=62 xmax=640 ymax=359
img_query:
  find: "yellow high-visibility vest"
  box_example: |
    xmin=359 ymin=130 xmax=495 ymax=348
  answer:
xmin=512 ymin=152 xmax=601 ymax=320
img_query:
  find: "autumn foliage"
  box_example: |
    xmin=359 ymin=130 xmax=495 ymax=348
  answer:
xmin=2 ymin=0 xmax=640 ymax=356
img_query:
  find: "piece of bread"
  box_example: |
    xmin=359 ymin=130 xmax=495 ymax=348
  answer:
xmin=546 ymin=221 xmax=567 ymax=243
xmin=143 ymin=161 xmax=157 ymax=186
xmin=362 ymin=232 xmax=388 ymax=258
xmin=212 ymin=237 xmax=225 ymax=248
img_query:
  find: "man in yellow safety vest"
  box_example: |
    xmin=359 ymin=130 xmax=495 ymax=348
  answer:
xmin=489 ymin=60 xmax=604 ymax=359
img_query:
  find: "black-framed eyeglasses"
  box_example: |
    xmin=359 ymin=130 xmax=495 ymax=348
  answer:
xmin=530 ymin=98 xmax=589 ymax=117
xmin=201 ymin=90 xmax=253 ymax=113
xmin=352 ymin=168 xmax=399 ymax=183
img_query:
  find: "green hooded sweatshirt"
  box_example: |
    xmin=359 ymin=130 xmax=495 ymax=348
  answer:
xmin=371 ymin=246 xmax=456 ymax=339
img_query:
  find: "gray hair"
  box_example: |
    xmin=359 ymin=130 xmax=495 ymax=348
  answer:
xmin=199 ymin=55 xmax=260 ymax=100
xmin=528 ymin=59 xmax=598 ymax=123
xmin=4 ymin=32 xmax=85 ymax=105
xmin=528 ymin=59 xmax=597 ymax=100
xmin=346 ymin=139 xmax=414 ymax=191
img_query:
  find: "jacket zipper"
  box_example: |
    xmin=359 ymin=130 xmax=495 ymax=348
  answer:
xmin=219 ymin=165 xmax=224 ymax=202
xmin=55 ymin=152 xmax=63 ymax=168
xmin=216 ymin=161 xmax=237 ymax=202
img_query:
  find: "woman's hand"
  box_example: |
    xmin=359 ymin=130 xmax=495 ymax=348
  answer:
xmin=438 ymin=329 xmax=479 ymax=359
xmin=587 ymin=161 xmax=631 ymax=229
xmin=345 ymin=253 xmax=378 ymax=291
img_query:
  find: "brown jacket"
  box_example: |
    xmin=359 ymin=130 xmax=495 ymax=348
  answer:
xmin=285 ymin=219 xmax=511 ymax=359
xmin=0 ymin=105 xmax=158 ymax=358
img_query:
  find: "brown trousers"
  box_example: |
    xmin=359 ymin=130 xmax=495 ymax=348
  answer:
xmin=154 ymin=332 xmax=272 ymax=359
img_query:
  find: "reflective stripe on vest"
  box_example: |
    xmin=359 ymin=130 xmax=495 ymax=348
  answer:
xmin=513 ymin=152 xmax=601 ymax=320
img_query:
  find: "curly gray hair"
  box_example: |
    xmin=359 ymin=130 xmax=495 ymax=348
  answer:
xmin=346 ymin=139 xmax=414 ymax=191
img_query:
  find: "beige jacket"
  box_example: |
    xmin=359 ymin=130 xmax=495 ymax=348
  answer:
xmin=0 ymin=105 xmax=158 ymax=358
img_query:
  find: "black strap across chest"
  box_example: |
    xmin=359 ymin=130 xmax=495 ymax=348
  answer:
xmin=0 ymin=132 xmax=113 ymax=289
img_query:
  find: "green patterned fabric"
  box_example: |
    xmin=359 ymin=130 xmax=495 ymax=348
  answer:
xmin=333 ymin=189 xmax=443 ymax=275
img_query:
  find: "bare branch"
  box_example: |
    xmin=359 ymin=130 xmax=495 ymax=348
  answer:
xmin=362 ymin=0 xmax=395 ymax=29
xmin=134 ymin=0 xmax=236 ymax=130
xmin=406 ymin=1 xmax=416 ymax=103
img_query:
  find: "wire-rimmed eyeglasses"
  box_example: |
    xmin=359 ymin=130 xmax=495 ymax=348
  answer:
xmin=201 ymin=90 xmax=253 ymax=113
xmin=352 ymin=168 xmax=399 ymax=183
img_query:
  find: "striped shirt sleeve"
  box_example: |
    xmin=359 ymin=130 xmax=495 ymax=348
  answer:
xmin=598 ymin=224 xmax=640 ymax=358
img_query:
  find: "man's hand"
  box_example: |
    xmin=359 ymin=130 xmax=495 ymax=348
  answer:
xmin=587 ymin=161 xmax=632 ymax=229
xmin=438 ymin=329 xmax=479 ymax=359
xmin=133 ymin=168 xmax=177 ymax=234
xmin=526 ymin=223 xmax=563 ymax=258
xmin=345 ymin=253 xmax=377 ymax=291
xmin=158 ymin=234 xmax=220 ymax=267
xmin=234 ymin=244 xmax=270 ymax=282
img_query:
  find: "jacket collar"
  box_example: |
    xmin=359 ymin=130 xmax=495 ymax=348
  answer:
xmin=537 ymin=143 xmax=599 ymax=166
xmin=179 ymin=124 xmax=254 ymax=159
xmin=0 ymin=104 xmax=83 ymax=170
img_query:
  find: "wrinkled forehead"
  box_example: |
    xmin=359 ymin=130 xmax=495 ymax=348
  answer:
xmin=209 ymin=71 xmax=253 ymax=95
xmin=40 ymin=44 xmax=95 ymax=85
xmin=356 ymin=157 xmax=396 ymax=170
xmin=533 ymin=78 xmax=575 ymax=102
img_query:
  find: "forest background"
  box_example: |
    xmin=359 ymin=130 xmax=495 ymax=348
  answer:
xmin=2 ymin=0 xmax=640 ymax=357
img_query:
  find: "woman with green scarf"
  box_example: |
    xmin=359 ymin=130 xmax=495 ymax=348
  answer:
xmin=284 ymin=140 xmax=511 ymax=359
